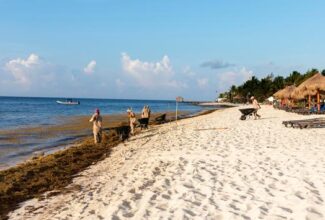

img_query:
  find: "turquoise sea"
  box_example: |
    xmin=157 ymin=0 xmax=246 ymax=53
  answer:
xmin=0 ymin=96 xmax=214 ymax=168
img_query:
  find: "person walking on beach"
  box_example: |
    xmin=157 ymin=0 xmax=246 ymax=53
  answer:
xmin=127 ymin=108 xmax=137 ymax=135
xmin=89 ymin=108 xmax=103 ymax=143
xmin=141 ymin=105 xmax=151 ymax=129
xmin=251 ymin=96 xmax=261 ymax=119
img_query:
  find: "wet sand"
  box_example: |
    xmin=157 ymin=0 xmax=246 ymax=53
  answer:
xmin=0 ymin=111 xmax=188 ymax=169
xmin=7 ymin=106 xmax=325 ymax=220
xmin=0 ymin=109 xmax=217 ymax=219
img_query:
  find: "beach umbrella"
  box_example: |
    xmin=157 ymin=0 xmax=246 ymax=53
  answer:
xmin=292 ymin=73 xmax=325 ymax=111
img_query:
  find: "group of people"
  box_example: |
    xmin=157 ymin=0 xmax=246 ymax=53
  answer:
xmin=89 ymin=105 xmax=151 ymax=144
xmin=89 ymin=97 xmax=260 ymax=144
xmin=127 ymin=105 xmax=151 ymax=134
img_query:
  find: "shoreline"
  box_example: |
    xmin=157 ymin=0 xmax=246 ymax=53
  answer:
xmin=0 ymin=110 xmax=197 ymax=170
xmin=0 ymin=108 xmax=220 ymax=219
xmin=5 ymin=105 xmax=325 ymax=219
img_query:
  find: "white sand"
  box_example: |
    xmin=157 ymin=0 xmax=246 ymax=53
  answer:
xmin=9 ymin=106 xmax=325 ymax=220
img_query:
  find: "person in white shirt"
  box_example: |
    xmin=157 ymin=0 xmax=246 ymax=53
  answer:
xmin=89 ymin=108 xmax=103 ymax=143
xmin=127 ymin=108 xmax=137 ymax=135
xmin=251 ymin=96 xmax=261 ymax=119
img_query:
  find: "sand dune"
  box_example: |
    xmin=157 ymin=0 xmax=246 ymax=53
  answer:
xmin=9 ymin=106 xmax=325 ymax=220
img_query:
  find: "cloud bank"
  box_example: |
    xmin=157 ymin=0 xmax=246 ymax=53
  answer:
xmin=121 ymin=53 xmax=186 ymax=89
xmin=0 ymin=52 xmax=254 ymax=100
xmin=0 ymin=53 xmax=106 ymax=97
xmin=5 ymin=53 xmax=41 ymax=86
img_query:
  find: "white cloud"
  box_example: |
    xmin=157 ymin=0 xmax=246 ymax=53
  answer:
xmin=84 ymin=60 xmax=96 ymax=74
xmin=197 ymin=78 xmax=208 ymax=88
xmin=122 ymin=53 xmax=172 ymax=75
xmin=5 ymin=53 xmax=40 ymax=86
xmin=2 ymin=53 xmax=88 ymax=94
xmin=121 ymin=53 xmax=186 ymax=89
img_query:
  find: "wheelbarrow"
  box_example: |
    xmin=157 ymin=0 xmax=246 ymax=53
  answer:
xmin=239 ymin=108 xmax=256 ymax=120
xmin=138 ymin=118 xmax=149 ymax=129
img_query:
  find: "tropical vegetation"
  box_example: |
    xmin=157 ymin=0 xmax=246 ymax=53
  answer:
xmin=219 ymin=69 xmax=325 ymax=102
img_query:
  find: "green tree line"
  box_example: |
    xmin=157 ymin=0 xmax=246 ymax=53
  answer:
xmin=219 ymin=69 xmax=325 ymax=103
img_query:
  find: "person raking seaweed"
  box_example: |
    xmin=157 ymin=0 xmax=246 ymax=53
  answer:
xmin=89 ymin=108 xmax=103 ymax=143
xmin=141 ymin=105 xmax=151 ymax=128
xmin=127 ymin=108 xmax=137 ymax=135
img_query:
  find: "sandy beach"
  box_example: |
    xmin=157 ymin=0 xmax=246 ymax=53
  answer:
xmin=7 ymin=106 xmax=325 ymax=220
xmin=0 ymin=111 xmax=189 ymax=170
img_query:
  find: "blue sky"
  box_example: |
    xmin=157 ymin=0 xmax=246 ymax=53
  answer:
xmin=1 ymin=0 xmax=325 ymax=100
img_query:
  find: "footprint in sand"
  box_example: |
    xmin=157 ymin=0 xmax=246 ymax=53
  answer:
xmin=306 ymin=207 xmax=323 ymax=219
xmin=183 ymin=182 xmax=194 ymax=189
xmin=278 ymin=206 xmax=293 ymax=213
xmin=229 ymin=203 xmax=240 ymax=211
xmin=183 ymin=208 xmax=197 ymax=217
xmin=112 ymin=214 xmax=120 ymax=220
xmin=294 ymin=191 xmax=305 ymax=200
xmin=161 ymin=194 xmax=171 ymax=200
xmin=164 ymin=178 xmax=171 ymax=186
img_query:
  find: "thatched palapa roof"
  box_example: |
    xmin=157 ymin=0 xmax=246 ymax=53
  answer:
xmin=273 ymin=85 xmax=296 ymax=99
xmin=291 ymin=73 xmax=325 ymax=99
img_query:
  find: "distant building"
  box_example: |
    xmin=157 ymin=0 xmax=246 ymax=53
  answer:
xmin=176 ymin=96 xmax=184 ymax=102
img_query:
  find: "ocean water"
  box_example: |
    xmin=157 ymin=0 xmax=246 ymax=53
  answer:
xmin=0 ymin=96 xmax=205 ymax=130
xmin=0 ymin=97 xmax=213 ymax=168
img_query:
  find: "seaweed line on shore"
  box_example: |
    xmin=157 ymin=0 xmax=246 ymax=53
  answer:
xmin=0 ymin=109 xmax=218 ymax=220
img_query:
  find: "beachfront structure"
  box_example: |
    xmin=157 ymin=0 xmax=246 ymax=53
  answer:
xmin=273 ymin=85 xmax=296 ymax=107
xmin=291 ymin=73 xmax=325 ymax=111
xmin=176 ymin=96 xmax=184 ymax=102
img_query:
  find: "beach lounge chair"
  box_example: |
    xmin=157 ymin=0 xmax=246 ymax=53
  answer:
xmin=282 ymin=118 xmax=319 ymax=127
xmin=315 ymin=105 xmax=325 ymax=114
xmin=155 ymin=114 xmax=166 ymax=124
xmin=295 ymin=120 xmax=325 ymax=129
xmin=289 ymin=107 xmax=314 ymax=115
xmin=282 ymin=118 xmax=325 ymax=129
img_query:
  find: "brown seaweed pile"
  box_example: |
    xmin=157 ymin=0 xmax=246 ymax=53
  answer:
xmin=0 ymin=109 xmax=215 ymax=219
xmin=0 ymin=130 xmax=119 ymax=220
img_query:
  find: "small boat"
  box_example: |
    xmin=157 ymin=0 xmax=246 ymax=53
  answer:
xmin=56 ymin=99 xmax=80 ymax=105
